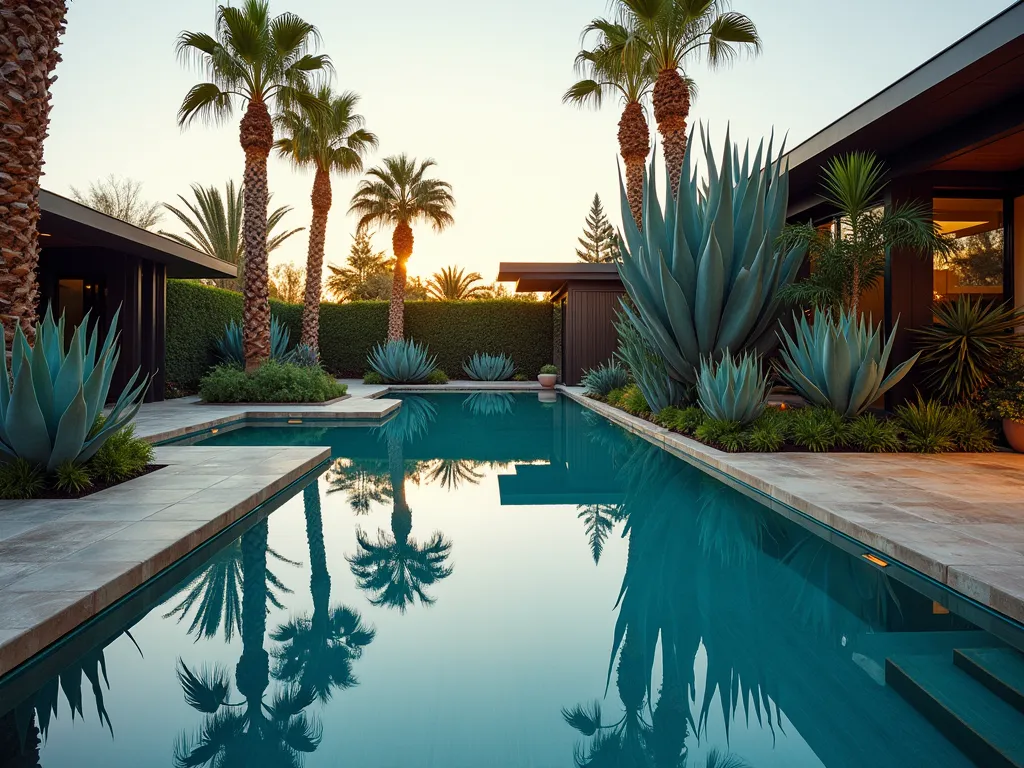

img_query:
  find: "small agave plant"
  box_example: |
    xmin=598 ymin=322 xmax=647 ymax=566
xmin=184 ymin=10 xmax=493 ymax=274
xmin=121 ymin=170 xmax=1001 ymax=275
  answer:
xmin=580 ymin=361 xmax=630 ymax=398
xmin=216 ymin=317 xmax=291 ymax=365
xmin=778 ymin=309 xmax=919 ymax=417
xmin=0 ymin=308 xmax=149 ymax=472
xmin=463 ymin=352 xmax=515 ymax=381
xmin=696 ymin=349 xmax=769 ymax=426
xmin=368 ymin=339 xmax=437 ymax=384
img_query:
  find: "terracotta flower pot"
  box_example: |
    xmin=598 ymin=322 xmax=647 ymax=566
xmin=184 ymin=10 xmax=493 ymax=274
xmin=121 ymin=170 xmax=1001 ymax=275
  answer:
xmin=538 ymin=373 xmax=557 ymax=388
xmin=1003 ymin=419 xmax=1024 ymax=452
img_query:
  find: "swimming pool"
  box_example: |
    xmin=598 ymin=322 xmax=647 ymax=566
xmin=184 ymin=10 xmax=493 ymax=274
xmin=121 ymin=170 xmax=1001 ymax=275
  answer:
xmin=1 ymin=392 xmax=1022 ymax=767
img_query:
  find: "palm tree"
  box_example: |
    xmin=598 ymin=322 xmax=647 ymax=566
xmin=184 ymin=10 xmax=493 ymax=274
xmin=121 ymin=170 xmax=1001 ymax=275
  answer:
xmin=349 ymin=154 xmax=455 ymax=340
xmin=564 ymin=18 xmax=657 ymax=228
xmin=346 ymin=397 xmax=454 ymax=611
xmin=423 ymin=458 xmax=484 ymax=491
xmin=326 ymin=456 xmax=392 ymax=514
xmin=175 ymin=521 xmax=322 ymax=767
xmin=271 ymin=481 xmax=375 ymax=703
xmin=176 ymin=0 xmax=331 ymax=370
xmin=161 ymin=181 xmax=303 ymax=291
xmin=612 ymin=0 xmax=761 ymax=196
xmin=276 ymin=88 xmax=378 ymax=350
xmin=0 ymin=2 xmax=69 ymax=345
xmin=425 ymin=266 xmax=487 ymax=300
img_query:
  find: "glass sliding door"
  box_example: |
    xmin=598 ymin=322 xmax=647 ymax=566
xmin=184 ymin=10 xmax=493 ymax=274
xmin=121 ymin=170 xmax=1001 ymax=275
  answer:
xmin=932 ymin=197 xmax=1004 ymax=302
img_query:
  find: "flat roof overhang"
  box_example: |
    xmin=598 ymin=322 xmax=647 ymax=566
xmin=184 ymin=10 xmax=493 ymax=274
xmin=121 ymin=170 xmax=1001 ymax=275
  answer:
xmin=496 ymin=262 xmax=621 ymax=293
xmin=784 ymin=0 xmax=1024 ymax=218
xmin=39 ymin=190 xmax=236 ymax=279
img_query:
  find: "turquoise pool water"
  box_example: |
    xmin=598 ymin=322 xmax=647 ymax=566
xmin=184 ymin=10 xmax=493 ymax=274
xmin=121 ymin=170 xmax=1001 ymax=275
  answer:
xmin=1 ymin=392 xmax=1022 ymax=767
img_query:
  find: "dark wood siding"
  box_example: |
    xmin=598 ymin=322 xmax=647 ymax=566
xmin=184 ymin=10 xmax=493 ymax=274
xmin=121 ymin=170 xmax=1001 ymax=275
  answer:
xmin=564 ymin=281 xmax=625 ymax=385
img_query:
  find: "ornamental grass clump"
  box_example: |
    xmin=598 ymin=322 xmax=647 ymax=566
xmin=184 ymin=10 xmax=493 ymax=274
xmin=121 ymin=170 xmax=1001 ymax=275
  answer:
xmin=778 ymin=308 xmax=918 ymax=417
xmin=695 ymin=419 xmax=746 ymax=452
xmin=696 ymin=350 xmax=769 ymax=426
xmin=846 ymin=413 xmax=902 ymax=453
xmin=463 ymin=352 xmax=515 ymax=381
xmin=581 ymin=361 xmax=630 ymax=398
xmin=896 ymin=396 xmax=957 ymax=454
xmin=789 ymin=407 xmax=848 ymax=452
xmin=368 ymin=339 xmax=438 ymax=383
xmin=654 ymin=405 xmax=705 ymax=435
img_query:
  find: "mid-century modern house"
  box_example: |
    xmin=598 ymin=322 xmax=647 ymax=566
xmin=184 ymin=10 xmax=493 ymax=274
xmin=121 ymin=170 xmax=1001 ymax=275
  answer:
xmin=37 ymin=190 xmax=235 ymax=401
xmin=503 ymin=3 xmax=1024 ymax=394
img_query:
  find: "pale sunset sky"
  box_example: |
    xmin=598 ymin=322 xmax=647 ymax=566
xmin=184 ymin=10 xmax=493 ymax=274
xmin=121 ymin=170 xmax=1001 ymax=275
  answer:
xmin=45 ymin=0 xmax=1012 ymax=284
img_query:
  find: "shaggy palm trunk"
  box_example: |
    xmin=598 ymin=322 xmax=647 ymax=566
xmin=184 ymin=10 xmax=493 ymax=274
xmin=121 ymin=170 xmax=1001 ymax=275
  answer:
xmin=618 ymin=100 xmax=650 ymax=230
xmin=652 ymin=67 xmax=691 ymax=198
xmin=236 ymin=521 xmax=270 ymax=717
xmin=301 ymin=167 xmax=332 ymax=350
xmin=0 ymin=1 xmax=68 ymax=345
xmin=239 ymin=98 xmax=274 ymax=371
xmin=387 ymin=221 xmax=413 ymax=341
xmin=387 ymin=434 xmax=412 ymax=542
xmin=302 ymin=481 xmax=330 ymax=698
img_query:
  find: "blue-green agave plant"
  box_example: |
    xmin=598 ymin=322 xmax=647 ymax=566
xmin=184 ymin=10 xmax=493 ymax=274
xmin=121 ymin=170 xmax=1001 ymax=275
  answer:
xmin=0 ymin=307 xmax=149 ymax=471
xmin=778 ymin=309 xmax=919 ymax=417
xmin=462 ymin=352 xmax=515 ymax=381
xmin=613 ymin=311 xmax=688 ymax=411
xmin=580 ymin=361 xmax=630 ymax=397
xmin=215 ymin=317 xmax=291 ymax=365
xmin=696 ymin=349 xmax=769 ymax=426
xmin=617 ymin=126 xmax=807 ymax=385
xmin=368 ymin=339 xmax=437 ymax=384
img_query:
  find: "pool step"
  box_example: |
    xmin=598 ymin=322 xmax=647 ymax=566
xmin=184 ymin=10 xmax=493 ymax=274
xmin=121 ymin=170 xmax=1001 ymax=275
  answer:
xmin=886 ymin=653 xmax=1024 ymax=768
xmin=955 ymin=647 xmax=1024 ymax=713
xmin=857 ymin=630 xmax=1000 ymax=667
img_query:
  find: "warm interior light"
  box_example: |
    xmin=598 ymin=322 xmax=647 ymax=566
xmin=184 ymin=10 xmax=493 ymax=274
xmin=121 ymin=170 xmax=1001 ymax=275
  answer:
xmin=932 ymin=601 xmax=950 ymax=615
xmin=936 ymin=220 xmax=988 ymax=235
xmin=287 ymin=419 xmax=302 ymax=424
xmin=862 ymin=553 xmax=888 ymax=567
xmin=39 ymin=232 xmax=51 ymax=237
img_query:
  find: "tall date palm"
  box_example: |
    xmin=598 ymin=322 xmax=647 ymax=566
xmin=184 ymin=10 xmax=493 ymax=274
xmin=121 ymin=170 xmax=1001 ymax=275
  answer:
xmin=612 ymin=0 xmax=761 ymax=196
xmin=0 ymin=1 xmax=69 ymax=345
xmin=176 ymin=0 xmax=331 ymax=370
xmin=350 ymin=155 xmax=455 ymax=340
xmin=276 ymin=88 xmax=377 ymax=350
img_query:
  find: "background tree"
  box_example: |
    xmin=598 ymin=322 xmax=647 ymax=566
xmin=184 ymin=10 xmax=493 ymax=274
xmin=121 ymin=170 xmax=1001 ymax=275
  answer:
xmin=269 ymin=262 xmax=306 ymax=304
xmin=564 ymin=18 xmax=655 ymax=228
xmin=477 ymin=282 xmax=542 ymax=301
xmin=0 ymin=1 xmax=69 ymax=345
xmin=69 ymin=175 xmax=162 ymax=228
xmin=349 ymin=154 xmax=455 ymax=340
xmin=426 ymin=266 xmax=487 ymax=300
xmin=613 ymin=0 xmax=761 ymax=195
xmin=325 ymin=232 xmax=393 ymax=301
xmin=575 ymin=193 xmax=618 ymax=263
xmin=176 ymin=0 xmax=331 ymax=370
xmin=779 ymin=152 xmax=953 ymax=316
xmin=276 ymin=87 xmax=377 ymax=351
xmin=161 ymin=181 xmax=303 ymax=291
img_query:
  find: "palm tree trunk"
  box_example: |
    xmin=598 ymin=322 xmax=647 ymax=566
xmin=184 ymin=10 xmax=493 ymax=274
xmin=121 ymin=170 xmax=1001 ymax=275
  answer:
xmin=0 ymin=1 xmax=68 ymax=346
xmin=387 ymin=434 xmax=412 ymax=542
xmin=239 ymin=97 xmax=274 ymax=371
xmin=618 ymin=100 xmax=650 ymax=230
xmin=236 ymin=520 xmax=270 ymax=704
xmin=387 ymin=221 xmax=414 ymax=341
xmin=652 ymin=68 xmax=691 ymax=199
xmin=302 ymin=481 xmax=330 ymax=632
xmin=301 ymin=167 xmax=332 ymax=350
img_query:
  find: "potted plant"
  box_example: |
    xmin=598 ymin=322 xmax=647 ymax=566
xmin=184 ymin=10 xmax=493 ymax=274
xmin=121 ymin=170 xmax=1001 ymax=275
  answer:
xmin=985 ymin=350 xmax=1024 ymax=452
xmin=538 ymin=364 xmax=558 ymax=388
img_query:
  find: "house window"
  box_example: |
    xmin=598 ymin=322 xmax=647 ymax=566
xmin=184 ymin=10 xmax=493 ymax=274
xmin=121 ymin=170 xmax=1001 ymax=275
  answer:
xmin=932 ymin=198 xmax=1004 ymax=301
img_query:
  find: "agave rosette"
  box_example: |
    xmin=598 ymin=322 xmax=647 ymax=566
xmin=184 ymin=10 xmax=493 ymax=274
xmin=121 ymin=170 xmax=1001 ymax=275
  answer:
xmin=368 ymin=339 xmax=437 ymax=384
xmin=462 ymin=352 xmax=515 ymax=381
xmin=696 ymin=349 xmax=769 ymax=426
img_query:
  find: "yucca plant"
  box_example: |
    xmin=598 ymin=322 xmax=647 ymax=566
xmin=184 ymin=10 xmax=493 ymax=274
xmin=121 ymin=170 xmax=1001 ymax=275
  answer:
xmin=462 ymin=352 xmax=515 ymax=381
xmin=0 ymin=308 xmax=149 ymax=472
xmin=580 ymin=361 xmax=630 ymax=397
xmin=368 ymin=339 xmax=437 ymax=383
xmin=216 ymin=317 xmax=292 ymax=366
xmin=778 ymin=308 xmax=918 ymax=417
xmin=616 ymin=126 xmax=807 ymax=386
xmin=915 ymin=296 xmax=1024 ymax=404
xmin=696 ymin=350 xmax=769 ymax=426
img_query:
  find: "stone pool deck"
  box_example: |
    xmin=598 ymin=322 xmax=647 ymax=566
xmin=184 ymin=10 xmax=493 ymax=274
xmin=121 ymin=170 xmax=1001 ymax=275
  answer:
xmin=0 ymin=445 xmax=329 ymax=676
xmin=561 ymin=388 xmax=1024 ymax=626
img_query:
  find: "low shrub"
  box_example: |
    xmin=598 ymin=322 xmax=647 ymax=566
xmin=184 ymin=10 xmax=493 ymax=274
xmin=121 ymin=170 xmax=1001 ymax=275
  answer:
xmin=984 ymin=350 xmax=1024 ymax=423
xmin=655 ymin=405 xmax=705 ymax=435
xmin=200 ymin=361 xmax=347 ymax=403
xmin=54 ymin=460 xmax=92 ymax=493
xmin=746 ymin=409 xmax=788 ymax=452
xmin=605 ymin=387 xmax=627 ymax=407
xmin=88 ymin=425 xmax=155 ymax=483
xmin=363 ymin=371 xmax=384 ymax=385
xmin=790 ymin=407 xmax=847 ymax=452
xmin=0 ymin=459 xmax=45 ymax=499
xmin=619 ymin=384 xmax=650 ymax=416
xmin=540 ymin=364 xmax=558 ymax=376
xmin=896 ymin=396 xmax=957 ymax=454
xmin=695 ymin=419 xmax=746 ymax=451
xmin=512 ymin=372 xmax=528 ymax=382
xmin=426 ymin=369 xmax=449 ymax=385
xmin=581 ymin=362 xmax=630 ymax=397
xmin=847 ymin=413 xmax=902 ymax=453
xmin=950 ymin=406 xmax=996 ymax=453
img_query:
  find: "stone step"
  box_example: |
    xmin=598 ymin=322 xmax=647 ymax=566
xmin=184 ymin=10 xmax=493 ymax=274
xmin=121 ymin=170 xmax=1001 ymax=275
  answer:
xmin=955 ymin=647 xmax=1024 ymax=714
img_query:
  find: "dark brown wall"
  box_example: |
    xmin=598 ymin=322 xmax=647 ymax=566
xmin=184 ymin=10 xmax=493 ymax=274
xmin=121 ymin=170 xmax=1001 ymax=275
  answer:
xmin=562 ymin=280 xmax=625 ymax=385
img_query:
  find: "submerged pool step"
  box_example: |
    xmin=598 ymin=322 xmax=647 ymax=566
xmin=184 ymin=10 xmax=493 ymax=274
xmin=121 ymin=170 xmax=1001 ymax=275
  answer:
xmin=886 ymin=653 xmax=1024 ymax=768
xmin=857 ymin=630 xmax=1002 ymax=667
xmin=955 ymin=647 xmax=1024 ymax=713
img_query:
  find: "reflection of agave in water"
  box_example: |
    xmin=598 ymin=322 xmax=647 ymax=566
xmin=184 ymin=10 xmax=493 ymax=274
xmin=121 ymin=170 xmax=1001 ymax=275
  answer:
xmin=695 ymin=478 xmax=767 ymax=567
xmin=461 ymin=392 xmax=515 ymax=417
xmin=375 ymin=396 xmax=437 ymax=445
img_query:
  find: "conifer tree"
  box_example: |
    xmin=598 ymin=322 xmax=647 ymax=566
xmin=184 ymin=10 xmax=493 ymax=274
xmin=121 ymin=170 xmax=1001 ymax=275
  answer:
xmin=576 ymin=194 xmax=617 ymax=263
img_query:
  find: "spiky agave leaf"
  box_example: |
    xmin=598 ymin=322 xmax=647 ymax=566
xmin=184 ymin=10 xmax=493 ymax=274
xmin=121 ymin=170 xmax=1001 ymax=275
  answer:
xmin=462 ymin=351 xmax=515 ymax=381
xmin=367 ymin=339 xmax=438 ymax=383
xmin=696 ymin=349 xmax=769 ymax=426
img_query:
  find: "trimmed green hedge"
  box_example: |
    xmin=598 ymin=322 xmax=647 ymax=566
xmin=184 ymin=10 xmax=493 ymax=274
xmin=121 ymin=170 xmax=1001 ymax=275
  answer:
xmin=166 ymin=280 xmax=554 ymax=390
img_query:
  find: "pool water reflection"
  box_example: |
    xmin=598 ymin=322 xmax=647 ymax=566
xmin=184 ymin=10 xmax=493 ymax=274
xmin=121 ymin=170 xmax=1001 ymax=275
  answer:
xmin=0 ymin=393 xmax=1018 ymax=767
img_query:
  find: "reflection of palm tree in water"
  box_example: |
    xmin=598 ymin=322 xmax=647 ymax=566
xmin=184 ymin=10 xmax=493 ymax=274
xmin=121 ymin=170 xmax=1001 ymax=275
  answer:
xmin=326 ymin=457 xmax=391 ymax=515
xmin=272 ymin=481 xmax=375 ymax=702
xmin=423 ymin=458 xmax=483 ymax=491
xmin=174 ymin=519 xmax=321 ymax=767
xmin=347 ymin=396 xmax=453 ymax=612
